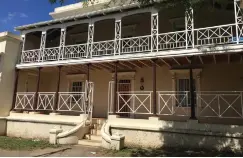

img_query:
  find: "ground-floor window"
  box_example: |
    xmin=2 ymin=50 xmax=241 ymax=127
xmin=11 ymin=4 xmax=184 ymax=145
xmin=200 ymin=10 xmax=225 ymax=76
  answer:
xmin=70 ymin=81 xmax=83 ymax=102
xmin=176 ymin=78 xmax=196 ymax=107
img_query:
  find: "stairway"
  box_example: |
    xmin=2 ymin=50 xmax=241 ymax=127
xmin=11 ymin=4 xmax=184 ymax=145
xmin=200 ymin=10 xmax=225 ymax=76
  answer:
xmin=78 ymin=118 xmax=106 ymax=147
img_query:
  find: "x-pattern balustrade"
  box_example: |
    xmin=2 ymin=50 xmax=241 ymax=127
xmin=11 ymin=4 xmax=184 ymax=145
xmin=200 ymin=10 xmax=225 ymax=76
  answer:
xmin=20 ymin=23 xmax=243 ymax=64
xmin=197 ymin=91 xmax=243 ymax=119
xmin=157 ymin=91 xmax=190 ymax=116
xmin=117 ymin=91 xmax=153 ymax=114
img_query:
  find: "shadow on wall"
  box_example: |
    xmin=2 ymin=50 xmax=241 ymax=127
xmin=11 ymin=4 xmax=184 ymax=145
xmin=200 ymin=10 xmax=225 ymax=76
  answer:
xmin=154 ymin=121 xmax=243 ymax=154
xmin=112 ymin=118 xmax=243 ymax=156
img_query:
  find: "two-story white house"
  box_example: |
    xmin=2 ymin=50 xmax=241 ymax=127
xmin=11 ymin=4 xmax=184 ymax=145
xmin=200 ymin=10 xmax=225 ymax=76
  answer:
xmin=7 ymin=0 xmax=243 ymax=150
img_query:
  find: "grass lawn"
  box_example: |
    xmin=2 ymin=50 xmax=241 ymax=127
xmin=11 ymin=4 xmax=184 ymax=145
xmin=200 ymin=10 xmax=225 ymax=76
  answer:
xmin=0 ymin=136 xmax=60 ymax=151
xmin=103 ymin=147 xmax=243 ymax=157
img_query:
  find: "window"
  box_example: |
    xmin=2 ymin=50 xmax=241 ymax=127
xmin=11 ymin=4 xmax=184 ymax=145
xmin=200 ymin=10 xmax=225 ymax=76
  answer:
xmin=71 ymin=81 xmax=83 ymax=102
xmin=170 ymin=17 xmax=185 ymax=31
xmin=71 ymin=81 xmax=83 ymax=92
xmin=177 ymin=78 xmax=196 ymax=107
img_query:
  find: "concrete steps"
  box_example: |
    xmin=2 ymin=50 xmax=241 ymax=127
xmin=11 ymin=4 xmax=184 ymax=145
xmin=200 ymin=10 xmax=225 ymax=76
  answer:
xmin=78 ymin=139 xmax=101 ymax=147
xmin=79 ymin=118 xmax=105 ymax=147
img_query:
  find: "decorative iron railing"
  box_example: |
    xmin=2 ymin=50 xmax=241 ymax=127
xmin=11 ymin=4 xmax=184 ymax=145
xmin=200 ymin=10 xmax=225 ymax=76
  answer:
xmin=14 ymin=92 xmax=36 ymax=110
xmin=157 ymin=91 xmax=190 ymax=116
xmin=63 ymin=44 xmax=87 ymax=59
xmin=195 ymin=24 xmax=235 ymax=46
xmin=37 ymin=92 xmax=55 ymax=111
xmin=19 ymin=23 xmax=242 ymax=64
xmin=158 ymin=31 xmax=187 ymax=50
xmin=21 ymin=49 xmax=40 ymax=63
xmin=121 ymin=35 xmax=151 ymax=54
xmin=92 ymin=40 xmax=115 ymax=57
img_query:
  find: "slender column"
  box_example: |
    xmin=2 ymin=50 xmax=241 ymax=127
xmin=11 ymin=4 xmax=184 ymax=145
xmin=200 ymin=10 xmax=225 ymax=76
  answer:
xmin=189 ymin=57 xmax=196 ymax=119
xmin=53 ymin=66 xmax=62 ymax=112
xmin=152 ymin=58 xmax=157 ymax=115
xmin=234 ymin=0 xmax=243 ymax=44
xmin=87 ymin=23 xmax=94 ymax=58
xmin=185 ymin=7 xmax=194 ymax=48
xmin=20 ymin=35 xmax=26 ymax=63
xmin=151 ymin=11 xmax=159 ymax=52
xmin=40 ymin=31 xmax=47 ymax=62
xmin=11 ymin=69 xmax=20 ymax=111
xmin=113 ymin=61 xmax=118 ymax=114
xmin=87 ymin=63 xmax=90 ymax=82
xmin=114 ymin=18 xmax=122 ymax=55
xmin=33 ymin=67 xmax=42 ymax=111
xmin=59 ymin=28 xmax=66 ymax=60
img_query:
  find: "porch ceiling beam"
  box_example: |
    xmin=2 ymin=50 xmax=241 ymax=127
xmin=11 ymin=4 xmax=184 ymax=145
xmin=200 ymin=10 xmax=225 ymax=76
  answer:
xmin=199 ymin=56 xmax=204 ymax=65
xmin=108 ymin=62 xmax=125 ymax=70
xmin=93 ymin=63 xmax=110 ymax=72
xmin=186 ymin=57 xmax=191 ymax=64
xmin=69 ymin=66 xmax=81 ymax=73
xmin=137 ymin=60 xmax=150 ymax=67
xmin=213 ymin=55 xmax=216 ymax=64
xmin=173 ymin=57 xmax=181 ymax=66
xmin=127 ymin=61 xmax=141 ymax=68
xmin=97 ymin=63 xmax=113 ymax=71
xmin=119 ymin=62 xmax=134 ymax=70
xmin=90 ymin=64 xmax=102 ymax=70
xmin=160 ymin=58 xmax=171 ymax=67
xmin=150 ymin=59 xmax=160 ymax=67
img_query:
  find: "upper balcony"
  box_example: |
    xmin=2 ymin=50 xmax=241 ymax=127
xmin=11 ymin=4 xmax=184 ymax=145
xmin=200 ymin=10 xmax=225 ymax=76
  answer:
xmin=16 ymin=0 xmax=243 ymax=68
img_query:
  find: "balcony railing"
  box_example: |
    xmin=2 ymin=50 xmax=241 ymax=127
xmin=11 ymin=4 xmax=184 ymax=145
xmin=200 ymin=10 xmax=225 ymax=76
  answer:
xmin=20 ymin=23 xmax=242 ymax=64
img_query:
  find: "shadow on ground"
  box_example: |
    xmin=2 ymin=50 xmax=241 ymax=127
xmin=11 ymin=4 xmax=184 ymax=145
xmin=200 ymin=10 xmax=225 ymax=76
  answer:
xmin=107 ymin=147 xmax=243 ymax=157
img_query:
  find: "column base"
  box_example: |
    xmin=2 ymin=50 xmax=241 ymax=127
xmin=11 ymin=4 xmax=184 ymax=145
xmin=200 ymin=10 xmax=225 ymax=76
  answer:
xmin=108 ymin=115 xmax=120 ymax=120
xmin=29 ymin=111 xmax=41 ymax=115
xmin=149 ymin=116 xmax=160 ymax=122
xmin=49 ymin=113 xmax=61 ymax=116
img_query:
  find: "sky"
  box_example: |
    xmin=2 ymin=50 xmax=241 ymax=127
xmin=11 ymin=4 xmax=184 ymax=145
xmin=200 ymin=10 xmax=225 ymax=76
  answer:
xmin=0 ymin=0 xmax=75 ymax=34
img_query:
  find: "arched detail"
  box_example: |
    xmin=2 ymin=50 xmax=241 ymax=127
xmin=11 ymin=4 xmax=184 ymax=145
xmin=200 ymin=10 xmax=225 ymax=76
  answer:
xmin=121 ymin=12 xmax=151 ymax=38
xmin=24 ymin=31 xmax=42 ymax=51
xmin=94 ymin=18 xmax=115 ymax=42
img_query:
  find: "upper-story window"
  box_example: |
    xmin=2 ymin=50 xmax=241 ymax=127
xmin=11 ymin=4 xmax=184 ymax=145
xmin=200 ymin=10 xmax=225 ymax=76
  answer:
xmin=170 ymin=17 xmax=184 ymax=32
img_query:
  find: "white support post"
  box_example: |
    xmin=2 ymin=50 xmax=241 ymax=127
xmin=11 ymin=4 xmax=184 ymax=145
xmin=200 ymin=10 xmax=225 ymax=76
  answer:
xmin=87 ymin=23 xmax=94 ymax=58
xmin=151 ymin=11 xmax=159 ymax=52
xmin=185 ymin=7 xmax=194 ymax=48
xmin=20 ymin=34 xmax=26 ymax=63
xmin=40 ymin=31 xmax=46 ymax=62
xmin=234 ymin=0 xmax=243 ymax=44
xmin=114 ymin=18 xmax=122 ymax=55
xmin=59 ymin=28 xmax=66 ymax=60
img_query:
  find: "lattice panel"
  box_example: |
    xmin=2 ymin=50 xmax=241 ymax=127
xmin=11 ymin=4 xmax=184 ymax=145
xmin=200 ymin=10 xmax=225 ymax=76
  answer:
xmin=121 ymin=36 xmax=151 ymax=54
xmin=87 ymin=24 xmax=94 ymax=58
xmin=114 ymin=20 xmax=121 ymax=55
xmin=158 ymin=31 xmax=187 ymax=50
xmin=63 ymin=44 xmax=87 ymax=59
xmin=92 ymin=40 xmax=115 ymax=57
xmin=185 ymin=8 xmax=194 ymax=48
xmin=151 ymin=13 xmax=158 ymax=52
